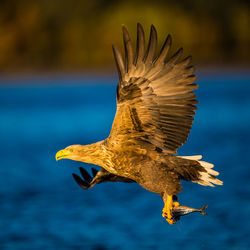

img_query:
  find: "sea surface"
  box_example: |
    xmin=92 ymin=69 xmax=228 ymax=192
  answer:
xmin=0 ymin=72 xmax=250 ymax=249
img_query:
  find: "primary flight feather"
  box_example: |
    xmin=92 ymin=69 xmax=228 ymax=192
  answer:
xmin=56 ymin=23 xmax=223 ymax=224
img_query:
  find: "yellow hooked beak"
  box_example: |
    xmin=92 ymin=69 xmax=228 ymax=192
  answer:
xmin=55 ymin=149 xmax=72 ymax=161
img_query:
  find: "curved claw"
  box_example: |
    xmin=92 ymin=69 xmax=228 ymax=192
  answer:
xmin=162 ymin=195 xmax=180 ymax=225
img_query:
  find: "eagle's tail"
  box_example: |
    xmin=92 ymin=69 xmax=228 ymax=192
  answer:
xmin=178 ymin=155 xmax=223 ymax=187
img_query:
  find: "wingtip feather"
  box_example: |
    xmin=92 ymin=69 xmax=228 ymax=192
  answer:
xmin=122 ymin=25 xmax=134 ymax=72
xmin=144 ymin=24 xmax=157 ymax=63
xmin=135 ymin=22 xmax=145 ymax=65
xmin=112 ymin=44 xmax=125 ymax=81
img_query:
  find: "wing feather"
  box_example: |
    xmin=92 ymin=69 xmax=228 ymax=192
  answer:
xmin=154 ymin=34 xmax=171 ymax=66
xmin=108 ymin=24 xmax=198 ymax=155
xmin=112 ymin=45 xmax=125 ymax=81
xmin=135 ymin=23 xmax=145 ymax=65
xmin=144 ymin=25 xmax=157 ymax=64
xmin=122 ymin=26 xmax=134 ymax=73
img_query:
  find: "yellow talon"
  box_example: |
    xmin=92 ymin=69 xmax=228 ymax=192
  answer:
xmin=173 ymin=201 xmax=180 ymax=207
xmin=162 ymin=195 xmax=179 ymax=225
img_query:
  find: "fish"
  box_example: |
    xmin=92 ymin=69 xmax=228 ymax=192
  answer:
xmin=173 ymin=205 xmax=208 ymax=220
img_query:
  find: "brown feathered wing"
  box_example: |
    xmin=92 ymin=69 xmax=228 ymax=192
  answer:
xmin=108 ymin=23 xmax=198 ymax=155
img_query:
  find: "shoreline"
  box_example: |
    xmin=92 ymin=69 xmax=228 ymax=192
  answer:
xmin=0 ymin=65 xmax=249 ymax=86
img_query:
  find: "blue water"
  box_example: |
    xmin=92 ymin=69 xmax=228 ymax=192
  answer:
xmin=0 ymin=73 xmax=250 ymax=249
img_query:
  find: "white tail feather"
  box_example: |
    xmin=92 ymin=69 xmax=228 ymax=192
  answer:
xmin=178 ymin=155 xmax=223 ymax=186
xmin=198 ymin=161 xmax=214 ymax=168
xmin=179 ymin=155 xmax=202 ymax=160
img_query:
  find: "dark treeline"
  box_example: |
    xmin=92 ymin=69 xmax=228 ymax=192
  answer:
xmin=0 ymin=0 xmax=249 ymax=71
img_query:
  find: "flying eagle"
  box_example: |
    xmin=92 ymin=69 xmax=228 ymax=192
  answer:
xmin=56 ymin=23 xmax=223 ymax=224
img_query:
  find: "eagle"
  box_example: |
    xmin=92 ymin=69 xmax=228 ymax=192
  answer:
xmin=56 ymin=23 xmax=223 ymax=224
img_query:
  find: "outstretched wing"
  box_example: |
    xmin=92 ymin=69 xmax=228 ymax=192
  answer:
xmin=108 ymin=23 xmax=198 ymax=155
xmin=72 ymin=167 xmax=135 ymax=189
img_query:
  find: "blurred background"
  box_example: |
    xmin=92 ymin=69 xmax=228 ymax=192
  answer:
xmin=0 ymin=0 xmax=250 ymax=249
xmin=0 ymin=0 xmax=249 ymax=72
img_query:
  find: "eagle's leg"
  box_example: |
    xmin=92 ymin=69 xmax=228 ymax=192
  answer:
xmin=162 ymin=195 xmax=180 ymax=224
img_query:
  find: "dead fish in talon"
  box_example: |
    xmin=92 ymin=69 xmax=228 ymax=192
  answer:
xmin=173 ymin=205 xmax=208 ymax=218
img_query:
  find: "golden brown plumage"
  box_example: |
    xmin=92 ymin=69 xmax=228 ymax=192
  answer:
xmin=56 ymin=23 xmax=223 ymax=224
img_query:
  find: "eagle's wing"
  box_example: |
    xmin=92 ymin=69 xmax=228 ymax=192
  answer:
xmin=108 ymin=24 xmax=198 ymax=155
xmin=72 ymin=167 xmax=135 ymax=189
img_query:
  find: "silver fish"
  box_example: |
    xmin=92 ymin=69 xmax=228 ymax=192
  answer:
xmin=173 ymin=205 xmax=208 ymax=219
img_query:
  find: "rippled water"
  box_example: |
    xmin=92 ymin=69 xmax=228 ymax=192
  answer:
xmin=0 ymin=73 xmax=250 ymax=249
